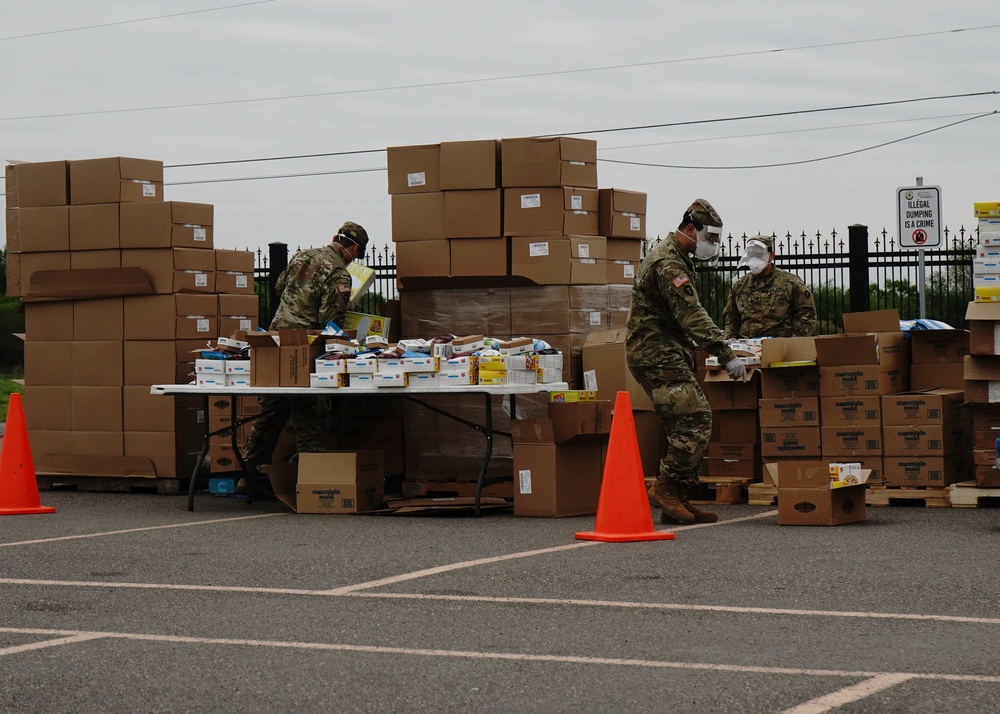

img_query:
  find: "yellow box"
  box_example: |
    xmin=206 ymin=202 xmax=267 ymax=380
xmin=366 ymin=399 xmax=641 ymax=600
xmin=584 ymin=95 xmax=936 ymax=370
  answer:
xmin=478 ymin=369 xmax=508 ymax=385
xmin=548 ymin=390 xmax=598 ymax=403
xmin=974 ymin=286 xmax=1000 ymax=302
xmin=974 ymin=201 xmax=1000 ymax=218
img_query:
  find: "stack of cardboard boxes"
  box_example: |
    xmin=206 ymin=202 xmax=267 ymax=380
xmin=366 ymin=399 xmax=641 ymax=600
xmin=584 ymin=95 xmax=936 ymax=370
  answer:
xmin=963 ymin=300 xmax=1000 ymax=488
xmin=7 ymin=157 xmax=257 ymax=483
xmin=701 ymin=353 xmax=763 ymax=494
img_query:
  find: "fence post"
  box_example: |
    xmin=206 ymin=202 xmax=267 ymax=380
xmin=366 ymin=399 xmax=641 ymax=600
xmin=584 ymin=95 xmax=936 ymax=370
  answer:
xmin=848 ymin=224 xmax=870 ymax=313
xmin=267 ymin=242 xmax=288 ymax=326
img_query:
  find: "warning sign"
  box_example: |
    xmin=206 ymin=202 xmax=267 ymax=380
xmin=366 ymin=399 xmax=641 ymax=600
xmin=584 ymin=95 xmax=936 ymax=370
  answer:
xmin=896 ymin=185 xmax=942 ymax=249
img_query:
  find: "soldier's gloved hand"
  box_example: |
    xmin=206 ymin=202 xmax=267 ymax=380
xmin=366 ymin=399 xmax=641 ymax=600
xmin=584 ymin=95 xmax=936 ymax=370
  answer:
xmin=725 ymin=357 xmax=747 ymax=382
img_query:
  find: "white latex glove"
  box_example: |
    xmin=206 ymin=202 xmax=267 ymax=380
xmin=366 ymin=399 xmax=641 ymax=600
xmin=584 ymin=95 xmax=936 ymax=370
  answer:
xmin=725 ymin=357 xmax=747 ymax=382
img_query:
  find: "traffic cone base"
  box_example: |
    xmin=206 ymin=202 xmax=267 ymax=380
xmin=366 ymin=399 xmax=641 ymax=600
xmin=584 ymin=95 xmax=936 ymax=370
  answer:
xmin=575 ymin=391 xmax=674 ymax=543
xmin=0 ymin=394 xmax=55 ymax=516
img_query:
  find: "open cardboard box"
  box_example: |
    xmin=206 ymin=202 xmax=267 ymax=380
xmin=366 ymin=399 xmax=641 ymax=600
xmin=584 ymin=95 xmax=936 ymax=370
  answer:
xmin=266 ymin=451 xmax=385 ymax=514
xmin=766 ymin=460 xmax=872 ymax=526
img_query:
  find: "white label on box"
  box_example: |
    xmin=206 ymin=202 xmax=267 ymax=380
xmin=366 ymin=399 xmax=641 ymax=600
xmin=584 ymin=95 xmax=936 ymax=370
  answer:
xmin=623 ymin=264 xmax=635 ymax=278
xmin=583 ymin=369 xmax=598 ymax=391
xmin=193 ymin=227 xmax=207 ymax=241
xmin=990 ymin=381 xmax=1000 ymax=403
xmin=630 ymin=217 xmax=641 ymax=231
xmin=569 ymin=160 xmax=586 ymax=166
xmin=196 ymin=318 xmax=210 ymax=332
xmin=141 ymin=183 xmax=156 ymax=197
xmin=236 ymin=275 xmax=248 ymax=288
xmin=518 ymin=469 xmax=532 ymax=494
xmin=529 ymin=242 xmax=549 ymax=257
xmin=571 ymin=195 xmax=583 ymax=210
xmin=406 ymin=171 xmax=426 ymax=187
xmin=194 ymin=273 xmax=208 ymax=287
xmin=580 ymin=258 xmax=596 ymax=264
xmin=521 ymin=193 xmax=541 ymax=209
xmin=578 ymin=243 xmax=590 ymax=258
xmin=589 ymin=311 xmax=602 ymax=326
xmin=239 ymin=318 xmax=251 ymax=331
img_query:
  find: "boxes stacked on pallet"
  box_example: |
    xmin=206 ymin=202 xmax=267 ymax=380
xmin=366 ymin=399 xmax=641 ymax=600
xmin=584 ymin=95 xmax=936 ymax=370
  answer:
xmin=963 ymin=296 xmax=1000 ymax=488
xmin=9 ymin=158 xmax=257 ymax=482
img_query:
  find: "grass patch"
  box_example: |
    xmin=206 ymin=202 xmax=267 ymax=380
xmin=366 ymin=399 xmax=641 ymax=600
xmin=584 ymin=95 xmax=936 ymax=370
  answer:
xmin=0 ymin=367 xmax=24 ymax=423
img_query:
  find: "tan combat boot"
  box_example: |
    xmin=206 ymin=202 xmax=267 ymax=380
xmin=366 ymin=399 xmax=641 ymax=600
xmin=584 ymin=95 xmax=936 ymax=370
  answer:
xmin=675 ymin=484 xmax=718 ymax=524
xmin=647 ymin=480 xmax=696 ymax=524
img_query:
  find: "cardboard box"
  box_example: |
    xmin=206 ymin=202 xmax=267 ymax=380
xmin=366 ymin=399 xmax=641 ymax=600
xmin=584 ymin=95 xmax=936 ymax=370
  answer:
xmin=758 ymin=396 xmax=820 ymax=427
xmin=967 ymin=302 xmax=1000 ymax=355
xmin=702 ymin=370 xmax=761 ymax=410
xmin=963 ymin=354 xmax=1000 ymax=403
xmin=5 ymin=161 xmax=69 ymax=209
xmin=246 ymin=329 xmax=323 ymax=387
xmin=73 ymin=298 xmax=123 ymax=340
xmin=910 ymin=330 xmax=969 ymax=363
xmin=760 ymin=426 xmax=821 ymax=457
xmin=511 ymin=235 xmax=606 ymax=285
xmin=702 ymin=456 xmax=761 ymax=479
xmin=511 ymin=400 xmax=612 ymax=445
xmin=218 ymin=294 xmax=259 ymax=336
xmin=6 ymin=250 xmax=71 ymax=297
xmin=121 ymin=247 xmax=216 ymax=294
xmin=634 ymin=411 xmax=665 ymax=477
xmin=512 ymin=441 xmax=604 ymax=517
xmin=5 ymin=206 xmax=69 ymax=252
xmin=880 ymin=389 xmax=968 ymax=425
xmin=268 ymin=451 xmax=385 ymax=514
xmin=391 ymin=191 xmax=444 ymax=241
xmin=820 ymin=395 xmax=882 ymax=426
xmin=767 ymin=460 xmax=870 ymax=526
xmin=124 ymin=340 xmax=185 ymax=386
xmin=123 ymin=429 xmax=203 ymax=478
xmin=820 ymin=426 xmax=882 ymax=456
xmin=816 ymin=311 xmax=907 ymax=365
xmin=598 ymin=188 xmax=646 ymax=239
xmin=440 ymin=139 xmax=500 ymax=190
xmin=911 ymin=362 xmax=965 ymax=391
xmin=123 ymin=386 xmax=205 ymax=432
xmin=123 ymin=294 xmax=218 ymax=341
xmin=72 ymin=341 xmax=123 ymax=386
xmin=23 ymin=385 xmax=73 ymax=431
xmin=883 ymin=454 xmax=970 ymax=488
xmin=70 ymin=249 xmax=120 ymax=270
xmin=712 ymin=409 xmax=759 ymax=443
xmin=386 ymin=144 xmax=440 ymax=194
xmin=120 ymin=201 xmax=213 ymax=249
xmin=68 ymin=157 xmax=163 ymax=205
xmin=818 ymin=364 xmax=908 ymax=396
xmin=760 ymin=366 xmax=820 ymax=399
xmin=24 ymin=341 xmax=72 ymax=386
xmin=443 ymin=189 xmax=501 ymax=238
xmin=71 ymin=386 xmax=122 ymax=432
xmin=503 ymin=187 xmax=599 ymax=236
xmin=68 ymin=203 xmax=119 ymax=251
xmin=24 ymin=302 xmax=73 ymax=341
xmin=501 ymin=137 xmax=597 ymax=188
xmin=882 ymin=423 xmax=973 ymax=456
xmin=450 ymin=237 xmax=508 ymax=277
xmin=760 ymin=336 xmax=816 ymax=367
xmin=215 ymin=250 xmax=255 ymax=295
xmin=581 ymin=329 xmax=653 ymax=410
xmin=395 ymin=239 xmax=450 ymax=278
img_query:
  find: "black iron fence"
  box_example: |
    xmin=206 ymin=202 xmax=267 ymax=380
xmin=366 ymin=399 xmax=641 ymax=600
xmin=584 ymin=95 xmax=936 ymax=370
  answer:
xmin=254 ymin=226 xmax=978 ymax=333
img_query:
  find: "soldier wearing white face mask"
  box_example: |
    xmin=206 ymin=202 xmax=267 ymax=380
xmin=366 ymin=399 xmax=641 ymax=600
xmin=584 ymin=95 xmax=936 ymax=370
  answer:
xmin=724 ymin=234 xmax=817 ymax=339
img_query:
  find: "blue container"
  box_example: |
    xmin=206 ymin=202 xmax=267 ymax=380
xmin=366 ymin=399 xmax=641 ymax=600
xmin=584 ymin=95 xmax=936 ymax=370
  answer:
xmin=209 ymin=478 xmax=237 ymax=495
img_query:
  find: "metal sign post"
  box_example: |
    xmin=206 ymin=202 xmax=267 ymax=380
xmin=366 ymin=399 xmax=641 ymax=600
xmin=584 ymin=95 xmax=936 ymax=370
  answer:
xmin=896 ymin=178 xmax=942 ymax=320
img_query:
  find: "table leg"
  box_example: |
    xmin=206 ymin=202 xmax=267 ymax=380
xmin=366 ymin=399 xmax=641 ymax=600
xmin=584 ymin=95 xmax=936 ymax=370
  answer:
xmin=473 ymin=393 xmax=494 ymax=518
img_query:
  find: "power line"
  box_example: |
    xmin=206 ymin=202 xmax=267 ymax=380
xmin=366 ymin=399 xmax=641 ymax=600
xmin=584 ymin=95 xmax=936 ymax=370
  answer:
xmin=165 ymin=167 xmax=385 ymax=185
xmin=600 ymin=111 xmax=997 ymax=170
xmin=2 ymin=23 xmax=998 ymax=122
xmin=166 ymin=148 xmax=384 ymax=169
xmin=0 ymin=1 xmax=277 ymax=41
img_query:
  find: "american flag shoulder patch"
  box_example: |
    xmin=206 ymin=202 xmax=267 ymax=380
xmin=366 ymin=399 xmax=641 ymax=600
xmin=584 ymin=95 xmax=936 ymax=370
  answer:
xmin=672 ymin=274 xmax=689 ymax=288
xmin=338 ymin=284 xmax=352 ymax=293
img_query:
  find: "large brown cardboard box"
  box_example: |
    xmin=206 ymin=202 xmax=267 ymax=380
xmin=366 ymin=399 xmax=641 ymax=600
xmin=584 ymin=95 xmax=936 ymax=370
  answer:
xmin=501 ymin=137 xmax=597 ymax=188
xmin=215 ymin=250 xmax=255 ymax=295
xmin=121 ymin=247 xmax=216 ymax=294
xmin=510 ymin=235 xmax=606 ymax=285
xmin=712 ymin=410 xmax=760 ymax=443
xmin=268 ymin=451 xmax=385 ymax=514
xmin=768 ymin=460 xmax=869 ymax=526
xmin=123 ymin=294 xmax=217 ymax=341
xmin=68 ymin=157 xmax=164 ymax=205
xmin=24 ymin=341 xmax=72 ymax=386
xmin=24 ymin=302 xmax=73 ymax=341
xmin=246 ymin=329 xmax=322 ymax=387
xmin=122 ymin=386 xmax=204 ymax=432
xmin=70 ymin=249 xmax=120 ymax=270
xmin=965 ymin=302 xmax=1000 ymax=355
xmin=820 ymin=426 xmax=882 ymax=456
xmin=882 ymin=423 xmax=973 ymax=456
xmin=815 ymin=331 xmax=907 ymax=367
xmin=759 ymin=396 xmax=819 ymax=426
xmin=391 ymin=191 xmax=444 ymax=241
xmin=5 ymin=161 xmax=69 ymax=209
xmin=75 ymin=298 xmax=123 ymax=340
xmin=120 ymin=201 xmax=214 ymax=249
xmin=386 ymin=144 xmax=440 ymax=195
xmin=124 ymin=341 xmax=183 ymax=385
xmin=218 ymin=294 xmax=259 ymax=336
xmin=963 ymin=354 xmax=1000 ymax=402
xmin=5 ymin=206 xmax=69 ymax=252
xmin=71 ymin=386 xmax=122 ymax=431
xmin=820 ymin=395 xmax=882 ymax=426
xmin=6 ymin=250 xmax=72 ymax=297
xmin=512 ymin=441 xmax=604 ymax=517
xmin=883 ymin=454 xmax=970 ymax=488
xmin=760 ymin=426 xmax=821 ymax=458
xmin=396 ymin=240 xmax=450 ymax=278
xmin=72 ymin=341 xmax=123 ymax=386
xmin=598 ymin=188 xmax=646 ymax=239
xmin=124 ymin=429 xmax=203 ymax=478
xmin=759 ymin=337 xmax=819 ymax=398
xmin=450 ymin=237 xmax=508 ymax=277
xmin=881 ymin=389 xmax=968 ymax=425
xmin=72 ymin=431 xmax=124 ymax=457
xmin=819 ymin=364 xmax=908 ymax=397
xmin=69 ymin=203 xmax=119 ymax=250
xmin=23 ymin=385 xmax=73 ymax=431
xmin=838 ymin=309 xmax=908 ymax=363
xmin=581 ymin=329 xmax=653 ymax=410
xmin=703 ymin=369 xmax=761 ymax=410
xmin=503 ymin=187 xmax=599 ymax=236
xmin=443 ymin=189 xmax=501 ymax=238
xmin=440 ymin=139 xmax=500 ymax=190
xmin=910 ymin=330 xmax=969 ymax=363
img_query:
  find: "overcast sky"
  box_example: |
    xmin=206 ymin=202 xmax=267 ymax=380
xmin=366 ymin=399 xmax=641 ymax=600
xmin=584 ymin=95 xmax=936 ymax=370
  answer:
xmin=2 ymin=1 xmax=998 ymax=260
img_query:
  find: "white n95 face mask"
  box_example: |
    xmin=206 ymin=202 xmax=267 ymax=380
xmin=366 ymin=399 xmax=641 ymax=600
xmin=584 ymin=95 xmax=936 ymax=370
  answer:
xmin=747 ymin=257 xmax=768 ymax=275
xmin=694 ymin=239 xmax=720 ymax=261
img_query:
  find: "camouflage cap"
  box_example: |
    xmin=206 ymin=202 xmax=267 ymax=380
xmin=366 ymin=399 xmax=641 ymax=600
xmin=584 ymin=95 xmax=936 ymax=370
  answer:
xmin=685 ymin=198 xmax=722 ymax=228
xmin=748 ymin=234 xmax=774 ymax=251
xmin=337 ymin=221 xmax=369 ymax=248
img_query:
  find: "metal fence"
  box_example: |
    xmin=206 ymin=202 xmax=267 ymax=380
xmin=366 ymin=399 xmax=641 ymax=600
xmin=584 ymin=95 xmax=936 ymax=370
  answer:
xmin=254 ymin=226 xmax=978 ymax=333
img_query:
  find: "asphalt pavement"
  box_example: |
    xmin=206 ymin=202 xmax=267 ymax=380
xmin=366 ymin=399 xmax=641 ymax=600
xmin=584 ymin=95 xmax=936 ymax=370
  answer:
xmin=2 ymin=491 xmax=999 ymax=713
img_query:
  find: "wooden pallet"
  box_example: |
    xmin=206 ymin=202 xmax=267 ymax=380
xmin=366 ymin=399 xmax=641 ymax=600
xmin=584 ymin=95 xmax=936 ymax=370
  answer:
xmin=748 ymin=482 xmax=778 ymax=506
xmin=948 ymin=481 xmax=1000 ymax=508
xmin=644 ymin=477 xmax=753 ymax=505
xmin=866 ymin=485 xmax=951 ymax=508
xmin=37 ymin=476 xmax=185 ymax=495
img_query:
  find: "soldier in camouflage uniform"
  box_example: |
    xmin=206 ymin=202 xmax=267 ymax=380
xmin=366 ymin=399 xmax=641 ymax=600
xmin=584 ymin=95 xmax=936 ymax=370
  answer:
xmin=240 ymin=222 xmax=368 ymax=497
xmin=724 ymin=234 xmax=817 ymax=339
xmin=626 ymin=199 xmax=747 ymax=525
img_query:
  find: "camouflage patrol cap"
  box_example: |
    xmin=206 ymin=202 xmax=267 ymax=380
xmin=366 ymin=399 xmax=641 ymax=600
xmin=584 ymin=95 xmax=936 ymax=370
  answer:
xmin=748 ymin=234 xmax=775 ymax=251
xmin=685 ymin=198 xmax=722 ymax=228
xmin=337 ymin=221 xmax=369 ymax=248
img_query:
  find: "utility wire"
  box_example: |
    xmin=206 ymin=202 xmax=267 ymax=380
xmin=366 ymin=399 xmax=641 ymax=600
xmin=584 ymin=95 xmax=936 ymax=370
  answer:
xmin=166 ymin=167 xmax=386 ymax=185
xmin=167 ymin=148 xmax=384 ymax=168
xmin=2 ymin=23 xmax=997 ymax=121
xmin=0 ymin=1 xmax=277 ymax=41
xmin=601 ymin=111 xmax=997 ymax=170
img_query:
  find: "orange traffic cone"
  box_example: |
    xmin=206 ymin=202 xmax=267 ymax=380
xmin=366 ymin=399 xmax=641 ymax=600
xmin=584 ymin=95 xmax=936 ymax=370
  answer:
xmin=0 ymin=394 xmax=55 ymax=516
xmin=576 ymin=391 xmax=674 ymax=542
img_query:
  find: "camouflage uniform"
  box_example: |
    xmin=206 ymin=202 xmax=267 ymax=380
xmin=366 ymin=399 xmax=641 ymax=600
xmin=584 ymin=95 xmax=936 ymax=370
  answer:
xmin=243 ymin=224 xmax=365 ymax=467
xmin=626 ymin=208 xmax=736 ymax=490
xmin=724 ymin=267 xmax=817 ymax=339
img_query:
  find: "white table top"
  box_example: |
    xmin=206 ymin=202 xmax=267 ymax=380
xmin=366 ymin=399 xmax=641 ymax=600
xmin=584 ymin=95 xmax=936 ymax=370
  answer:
xmin=150 ymin=382 xmax=571 ymax=397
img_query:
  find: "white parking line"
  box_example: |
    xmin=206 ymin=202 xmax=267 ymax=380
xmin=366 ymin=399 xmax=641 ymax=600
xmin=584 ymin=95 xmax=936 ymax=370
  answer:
xmin=0 ymin=634 xmax=105 ymax=657
xmin=0 ymin=513 xmax=287 ymax=547
xmin=780 ymin=673 xmax=916 ymax=713
xmin=1 ymin=626 xmax=999 ymax=686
